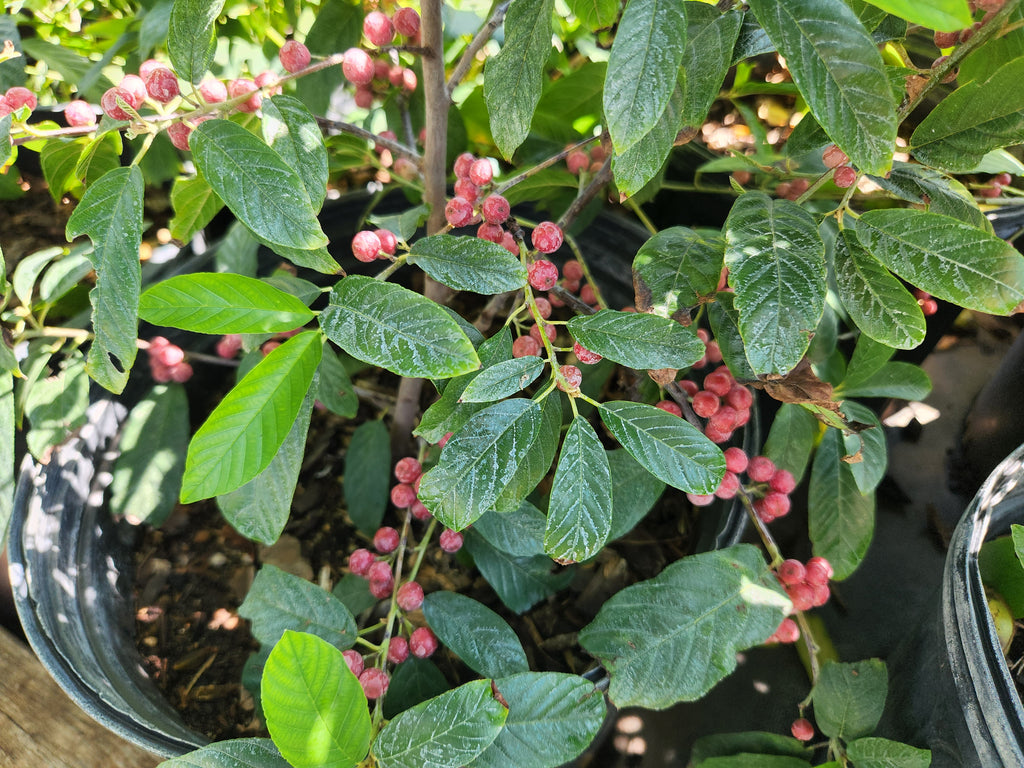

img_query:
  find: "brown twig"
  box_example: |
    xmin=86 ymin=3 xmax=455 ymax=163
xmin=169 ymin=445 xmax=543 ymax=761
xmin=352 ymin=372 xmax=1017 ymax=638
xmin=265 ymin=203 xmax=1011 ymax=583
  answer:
xmin=446 ymin=1 xmax=511 ymax=99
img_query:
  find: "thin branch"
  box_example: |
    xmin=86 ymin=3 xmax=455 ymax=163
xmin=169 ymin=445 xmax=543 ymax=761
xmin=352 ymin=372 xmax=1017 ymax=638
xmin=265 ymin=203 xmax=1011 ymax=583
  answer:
xmin=492 ymin=135 xmax=598 ymax=197
xmin=315 ymin=116 xmax=421 ymax=162
xmin=557 ymin=155 xmax=613 ymax=232
xmin=445 ymin=1 xmax=511 ymax=99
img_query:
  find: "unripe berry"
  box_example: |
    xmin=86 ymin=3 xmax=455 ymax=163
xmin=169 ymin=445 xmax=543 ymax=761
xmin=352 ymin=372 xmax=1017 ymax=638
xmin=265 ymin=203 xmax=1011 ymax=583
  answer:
xmin=805 ymin=556 xmax=834 ymax=585
xmin=387 ymin=636 xmax=410 ymax=663
xmin=822 ymin=144 xmax=849 ymax=169
xmin=833 ymin=165 xmax=857 ymax=189
xmin=228 ymin=78 xmax=261 ymax=112
xmin=359 ymin=668 xmax=390 ymax=699
xmin=396 ymin=581 xmax=425 ymax=612
xmin=477 ymin=222 xmax=504 ymax=244
xmin=732 ymin=169 xmax=752 ymax=186
xmin=453 ymin=152 xmax=475 ymax=179
xmin=481 ymin=194 xmax=510 ymax=224
xmin=400 ymin=68 xmax=417 ymax=92
xmin=64 ymin=99 xmax=96 ymax=127
xmin=342 ymin=48 xmax=375 ymax=85
xmin=409 ymin=626 xmax=438 ymax=658
xmin=655 ymin=400 xmax=683 ymax=417
xmin=100 ymin=87 xmax=134 ymax=120
xmin=573 ymin=342 xmax=602 ymax=364
xmin=394 ymin=457 xmax=422 ymax=484
xmin=352 ymin=85 xmax=374 ymax=108
xmin=390 ymin=482 xmax=417 ymax=508
xmin=777 ymin=559 xmax=806 ymax=586
xmin=373 ymin=526 xmax=401 ymax=554
xmin=445 ymin=196 xmax=474 ymax=228
xmin=934 ymin=29 xmax=960 ymax=49
xmin=747 ymin=456 xmax=776 ymax=483
xmin=363 ymin=11 xmax=395 ymax=47
xmin=348 ymin=548 xmax=375 ymax=576
xmin=393 ymin=7 xmax=421 ymax=37
xmin=4 ymin=86 xmax=36 ymax=113
xmin=723 ymin=446 xmax=748 ymax=474
xmin=512 ymin=335 xmax=541 ymax=357
xmin=155 ymin=343 xmax=185 ymax=367
xmin=119 ymin=75 xmax=147 ymax=109
xmin=531 ymin=221 xmax=564 ymax=254
xmin=352 ymin=230 xmax=382 ymax=262
xmin=791 ymin=718 xmax=814 ymax=742
xmin=279 ymin=39 xmax=311 ymax=73
xmin=145 ymin=67 xmax=180 ymax=103
xmin=439 ymin=528 xmax=464 ymax=553
xmin=198 ymin=78 xmax=228 ymax=103
xmin=770 ymin=468 xmax=797 ymax=495
xmin=343 ymin=649 xmax=364 ymax=676
xmin=557 ymin=364 xmax=583 ymax=393
xmin=692 ymin=390 xmax=720 ymax=418
xmin=468 ymin=158 xmax=493 ymax=186
xmin=528 ymin=260 xmax=559 ymax=291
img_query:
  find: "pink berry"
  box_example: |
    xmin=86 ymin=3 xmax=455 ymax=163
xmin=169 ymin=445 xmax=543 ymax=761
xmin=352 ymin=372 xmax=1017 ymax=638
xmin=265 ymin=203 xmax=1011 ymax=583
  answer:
xmin=343 ymin=649 xmax=364 ymax=677
xmin=279 ymin=40 xmax=312 ymax=73
xmin=704 ymin=425 xmax=733 ymax=444
xmin=454 ymin=177 xmax=479 ymax=203
xmin=822 ymin=144 xmax=848 ymax=169
xmin=145 ymin=67 xmax=179 ymax=103
xmin=352 ymin=230 xmax=382 ymax=262
xmin=579 ymin=284 xmax=596 ymax=306
xmin=481 ymin=194 xmax=510 ymax=225
xmin=805 ymin=557 xmax=834 ymax=585
xmin=155 ymin=344 xmax=185 ymax=367
xmin=770 ymin=469 xmax=797 ymax=495
xmin=468 ymin=158 xmax=493 ymax=186
xmin=714 ymin=471 xmax=740 ymax=499
xmin=680 ymin=380 xmax=699 ymax=397
xmin=437 ymin=432 xmax=453 ymax=449
xmin=100 ymin=87 xmax=134 ymax=120
xmin=791 ymin=718 xmax=814 ymax=742
xmin=477 ymin=222 xmax=504 ymax=244
xmin=655 ymin=400 xmax=683 ymax=417
xmin=396 ymin=581 xmax=425 ymax=612
xmin=368 ymin=561 xmax=392 ymax=582
xmin=373 ymin=526 xmax=400 ymax=554
xmin=4 ymin=86 xmax=36 ymax=113
xmin=708 ymin=405 xmax=738 ymax=433
xmin=369 ymin=576 xmax=395 ymax=599
xmin=528 ymin=260 xmax=559 ymax=291
xmin=394 ymin=457 xmax=422 ymax=484
xmin=445 ymin=196 xmax=475 ymax=227
xmin=755 ymin=491 xmax=791 ymax=522
xmin=400 ymin=68 xmax=417 ymax=92
xmin=833 ymin=165 xmax=857 ymax=189
xmin=198 ymin=78 xmax=228 ymax=103
xmin=139 ymin=59 xmax=163 ymax=80
xmin=777 ymin=559 xmax=806 ymax=586
xmin=409 ymin=626 xmax=438 ymax=658
xmin=774 ymin=618 xmax=800 ymax=644
xmin=566 ymin=150 xmax=589 ymax=175
xmin=529 ymin=324 xmax=557 ymax=345
xmin=747 ymin=456 xmax=776 ymax=483
xmin=703 ymin=369 xmax=733 ymax=398
xmin=787 ymin=582 xmax=816 ymax=612
xmin=64 ymin=99 xmax=96 ymax=127
xmin=387 ymin=636 xmax=410 ymax=663
xmin=376 ymin=229 xmax=398 ymax=255
xmin=363 ymin=11 xmax=395 ymax=47
xmin=393 ymin=7 xmax=421 ymax=37
xmin=353 ymin=85 xmax=375 ymax=109
xmin=686 ymin=492 xmax=716 ymax=507
xmin=359 ymin=668 xmax=390 ymax=699
xmin=692 ymin=390 xmax=720 ymax=418
xmin=254 ymin=71 xmax=281 ymax=96
xmin=348 ymin=548 xmax=375 ymax=576
xmin=562 ymin=260 xmax=584 ymax=281
xmin=500 ymin=231 xmax=519 ymax=255
xmin=726 ymin=384 xmax=753 ymax=411
xmin=169 ymin=362 xmax=193 ymax=383
xmin=453 ymin=152 xmax=475 ymax=179
xmin=228 ymin=78 xmax=261 ymax=112
xmin=531 ymin=221 xmax=564 ymax=254
xmin=811 ymin=582 xmax=831 ymax=607
xmin=533 ymin=297 xmax=552 ymax=319
xmin=167 ymin=122 xmax=193 ymax=151
xmin=410 ymin=500 xmax=432 ymax=521
xmin=119 ymin=75 xmax=147 ymax=109
xmin=573 ymin=342 xmax=602 ymax=364
xmin=150 ymin=362 xmax=172 ymax=383
xmin=512 ymin=335 xmax=541 ymax=357
xmin=342 ymin=48 xmax=375 ymax=85
xmin=723 ymin=446 xmax=748 ymax=474
xmin=149 ymin=336 xmax=169 ymax=350
xmin=439 ymin=528 xmax=464 ymax=553
xmin=390 ymin=483 xmax=417 ymax=509
xmin=557 ymin=364 xmax=582 ymax=392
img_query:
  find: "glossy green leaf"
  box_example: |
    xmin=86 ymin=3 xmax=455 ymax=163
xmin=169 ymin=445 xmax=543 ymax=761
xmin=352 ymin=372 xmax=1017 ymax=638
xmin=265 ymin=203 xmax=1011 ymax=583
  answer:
xmin=483 ymin=0 xmax=556 ymax=159
xmin=140 ymin=273 xmax=314 ymax=334
xmin=840 ymin=402 xmax=886 ymax=495
xmin=568 ymin=310 xmax=705 ymax=370
xmin=959 ymin=6 xmax=1024 ymax=84
xmin=858 ymin=209 xmax=1024 ymax=314
xmin=464 ymin=529 xmax=574 ymax=614
xmin=373 ymin=680 xmax=509 ymax=768
xmin=217 ymin=379 xmax=316 ymax=545
xmin=156 ymin=738 xmax=289 ymax=768
xmin=181 ymin=331 xmax=321 ymax=502
xmin=263 ymin=631 xmax=370 ymax=768
xmin=321 ymin=276 xmax=480 ymax=379
xmin=418 ymin=399 xmax=542 ymax=530
xmin=459 ymin=357 xmax=545 ymax=403
xmin=680 ymin=5 xmax=743 ymax=127
xmin=604 ymin=0 xmax=687 ymax=153
xmin=838 ymin=361 xmax=932 ymax=401
xmin=632 ymin=227 xmax=724 ymax=319
xmin=869 ymin=162 xmax=989 ymax=230
xmin=607 ymin=448 xmax=666 ymax=540
xmin=36 ymin=250 xmax=91 ymax=307
xmin=832 ymin=228 xmax=926 ymax=351
xmin=579 ymin=544 xmax=790 ymax=708
xmin=565 ymin=0 xmax=619 ymax=30
xmin=600 ymin=401 xmax=725 ymax=494
xmin=383 ymin=659 xmax=451 ymax=720
xmin=707 ymin=292 xmax=758 ymax=381
xmin=422 ymin=592 xmax=529 ymax=679
xmin=493 ymin=392 xmax=561 ymax=512
xmin=811 ymin=659 xmax=888 ymax=740
xmin=845 ymin=737 xmax=931 ymax=768
xmin=65 ymin=165 xmax=143 ymax=393
xmin=691 ymin=731 xmax=812 ymax=764
xmin=12 ymin=247 xmax=61 ymax=308
xmin=544 ymin=416 xmax=612 ymax=563
xmin=911 ymin=56 xmax=1024 ymax=173
xmin=368 ymin=205 xmax=429 ymax=243
xmin=318 ymin=346 xmax=358 ymax=418
xmin=40 ymin=139 xmax=86 ymax=202
xmin=110 ymin=384 xmax=188 ymax=527
xmin=408 ymin=236 xmax=528 ymax=294
xmin=261 ymin=95 xmax=328 ymax=212
xmin=73 ymin=132 xmax=122 ymax=189
xmin=191 ymin=119 xmax=327 ymax=251
xmin=214 ymin=222 xmax=259 ymax=277
xmin=858 ymin=0 xmax=969 ymax=30
xmin=168 ymin=0 xmax=226 ymax=83
xmin=0 ymin=373 xmax=13 ymax=547
xmin=332 ymin=573 xmax=377 ymax=618
xmin=23 ymin=351 xmax=89 ymax=460
xmin=747 ymin=0 xmax=896 ymax=175
xmin=169 ymin=174 xmax=224 ymax=243
xmin=469 ymin=672 xmax=607 ymax=768
xmin=724 ymin=192 xmax=825 ymax=374
xmin=475 ymin=501 xmax=547 ymax=557
xmin=239 ymin=565 xmax=357 ymax=650
xmin=762 ymin=403 xmax=819 ymax=484
xmin=611 ymin=78 xmax=681 ymax=197
xmin=343 ymin=419 xmax=391 ymax=535
xmin=808 ymin=428 xmax=874 ymax=580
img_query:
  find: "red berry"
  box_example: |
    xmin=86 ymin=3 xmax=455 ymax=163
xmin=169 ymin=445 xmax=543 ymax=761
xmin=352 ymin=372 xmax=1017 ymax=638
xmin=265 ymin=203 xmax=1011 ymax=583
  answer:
xmin=714 ymin=471 xmax=740 ymax=499
xmin=557 ymin=364 xmax=583 ymax=392
xmin=437 ymin=432 xmax=453 ymax=449
xmin=166 ymin=122 xmax=193 ymax=151
xmin=352 ymin=230 xmax=382 ymax=262
xmin=531 ymin=221 xmax=564 ymax=254
xmin=481 ymin=194 xmax=510 ymax=224
xmin=703 ymin=369 xmax=733 ymax=398
xmin=579 ymin=283 xmax=597 ymax=306
xmin=100 ymin=87 xmax=134 ymax=120
xmin=373 ymin=526 xmax=400 ymax=554
xmin=368 ymin=561 xmax=392 ymax=582
xmin=375 ymin=229 xmax=398 ymax=256
xmin=409 ymin=626 xmax=438 ymax=658
xmin=822 ymin=144 xmax=849 ymax=169
xmin=512 ymin=335 xmax=542 ymax=357
xmin=833 ymin=165 xmax=857 ymax=189
xmin=528 ymin=260 xmax=559 ymax=291
xmin=500 ymin=231 xmax=519 ymax=255
xmin=995 ymin=173 xmax=1013 ymax=186
xmin=704 ymin=425 xmax=733 ymax=444
xmin=533 ymin=297 xmax=552 ymax=319
xmin=348 ymin=548 xmax=375 ymax=576
xmin=390 ymin=483 xmax=417 ymax=509
xmin=562 ymin=260 xmax=584 ymax=281
xmin=396 ymin=581 xmax=425 ymax=612
xmin=363 ymin=11 xmax=395 ymax=47
xmin=154 ymin=343 xmax=185 ymax=367
xmin=705 ymin=340 xmax=723 ymax=363
xmin=394 ymin=457 xmax=422 ymax=484
xmin=198 ymin=78 xmax=228 ymax=103
xmin=445 ymin=196 xmax=474 ymax=228
xmin=359 ymin=668 xmax=390 ymax=699
xmin=566 ymin=150 xmax=589 ymax=175
xmin=387 ymin=636 xmax=410 ymax=663
xmin=343 ymin=649 xmax=364 ymax=676
xmin=410 ymin=500 xmax=432 ymax=521
xmin=759 ymin=491 xmax=791 ymax=520
xmin=777 ymin=559 xmax=806 ymax=586
xmin=468 ymin=158 xmax=493 ymax=186
xmin=454 ymin=178 xmax=480 ymax=203
xmin=655 ymin=400 xmax=683 ymax=417
xmin=228 ymin=78 xmax=261 ymax=112
xmin=353 ymin=85 xmax=374 ymax=109
xmin=453 ymin=152 xmax=475 ymax=179
xmin=477 ymin=222 xmax=504 ymax=244
xmin=369 ymin=576 xmax=395 ymax=599
xmin=786 ymin=582 xmax=816 ymax=612
xmin=687 ymin=492 xmax=716 ymax=507
xmin=119 ymin=75 xmax=147 ymax=109
xmin=342 ymin=48 xmax=375 ymax=85
xmin=532 ymin=323 xmax=558 ymax=345
xmin=139 ymin=59 xmax=162 ymax=80
xmin=811 ymin=582 xmax=831 ymax=608
xmin=573 ymin=342 xmax=602 ymax=364
xmin=770 ymin=469 xmax=797 ymax=495
xmin=726 ymin=384 xmax=753 ymax=411
xmin=170 ymin=362 xmax=193 ymax=383
xmin=692 ymin=390 xmax=720 ymax=418
xmin=791 ymin=718 xmax=814 ymax=742
xmin=4 ymin=86 xmax=36 ymax=113
xmin=805 ymin=557 xmax=834 ymax=585
xmin=723 ymin=446 xmax=749 ymax=474
xmin=64 ymin=99 xmax=96 ymax=127
xmin=393 ymin=8 xmax=421 ymax=37
xmin=680 ymin=380 xmax=699 ymax=397
xmin=708 ymin=405 xmax=738 ymax=433
xmin=774 ymin=618 xmax=800 ymax=644
xmin=279 ymin=40 xmax=312 ymax=73
xmin=145 ymin=67 xmax=179 ymax=103
xmin=439 ymin=528 xmax=464 ymax=553
xmin=747 ymin=456 xmax=776 ymax=483
xmin=255 ymin=70 xmax=281 ymax=96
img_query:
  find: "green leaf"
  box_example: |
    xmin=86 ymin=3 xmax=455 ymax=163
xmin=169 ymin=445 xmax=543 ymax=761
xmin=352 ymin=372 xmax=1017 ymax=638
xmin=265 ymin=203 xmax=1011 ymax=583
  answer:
xmin=747 ymin=0 xmax=897 ymax=175
xmin=156 ymin=738 xmax=290 ymax=768
xmin=840 ymin=402 xmax=887 ymax=495
xmin=407 ymin=236 xmax=528 ymax=294
xmin=181 ymin=331 xmax=322 ymax=502
xmin=169 ymin=174 xmax=224 ymax=243
xmin=469 ymin=672 xmax=608 ymax=768
xmin=383 ymin=658 xmax=451 ymax=720
xmin=65 ymin=165 xmax=143 ymax=393
xmin=263 ymin=631 xmax=371 ymax=768
xmin=217 ymin=378 xmax=316 ymax=545
xmin=191 ymin=119 xmax=327 ymax=251
xmin=632 ymin=227 xmax=724 ymax=319
xmin=418 ymin=399 xmax=542 ymax=530
xmin=294 ymin=0 xmax=361 ymax=114
xmin=37 ymin=250 xmax=91 ymax=307
xmin=261 ymin=95 xmax=328 ymax=212
xmin=808 ymin=428 xmax=875 ymax=580
xmin=724 ymin=192 xmax=826 ymax=375
xmin=579 ymin=544 xmax=790 ymax=708
xmin=40 ymin=139 xmax=86 ymax=202
xmin=343 ymin=419 xmax=391 ymax=535
xmin=140 ymin=273 xmax=314 ymax=334
xmin=762 ymin=403 xmax=819 ymax=484
xmin=368 ymin=205 xmax=430 ymax=243
xmin=832 ymin=228 xmax=926 ymax=351
xmin=483 ymin=0 xmax=556 ymax=159
xmin=475 ymin=501 xmax=547 ymax=557
xmin=321 ymin=276 xmax=480 ymax=379
xmin=73 ymin=131 xmax=122 ymax=189
xmin=604 ymin=0 xmax=687 ymax=154
xmin=707 ymin=292 xmax=759 ymax=381
xmin=611 ymin=78 xmax=682 ymax=197
xmin=857 ymin=0 xmax=970 ymax=30
xmin=318 ymin=345 xmax=358 ymax=418
xmin=680 ymin=6 xmax=743 ymax=127
xmin=845 ymin=737 xmax=931 ymax=768
xmin=869 ymin=161 xmax=989 ymax=230
xmin=493 ymin=391 xmax=562 ymax=512
xmin=695 ymin=756 xmax=811 ymax=768
xmin=0 ymin=373 xmax=13 ymax=548
xmin=857 ymin=208 xmax=1024 ymax=316
xmin=23 ymin=351 xmax=89 ymax=460
xmin=568 ymin=310 xmax=705 ymax=370
xmin=544 ymin=416 xmax=612 ymax=563
xmin=459 ymin=357 xmax=545 ymax=403
xmin=12 ymin=247 xmax=62 ymax=308
xmin=599 ymin=400 xmax=725 ymax=495
xmin=168 ymin=0 xmax=226 ymax=83
xmin=109 ymin=384 xmax=188 ymax=527
xmin=811 ymin=659 xmax=888 ymax=741
xmin=239 ymin=565 xmax=357 ymax=649
xmin=332 ymin=574 xmax=377 ymax=618
xmin=607 ymin=448 xmax=666 ymax=540
xmin=910 ymin=56 xmax=1024 ymax=173
xmin=959 ymin=6 xmax=1024 ymax=84
xmin=422 ymin=592 xmax=529 ymax=679
xmin=691 ymin=731 xmax=812 ymax=764
xmin=565 ymin=0 xmax=619 ymax=31
xmin=464 ymin=528 xmax=574 ymax=614
xmin=373 ymin=680 xmax=509 ymax=768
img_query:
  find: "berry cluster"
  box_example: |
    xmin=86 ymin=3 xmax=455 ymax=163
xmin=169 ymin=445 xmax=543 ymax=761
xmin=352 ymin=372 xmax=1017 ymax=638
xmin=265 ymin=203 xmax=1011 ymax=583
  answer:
xmin=0 ymin=86 xmax=37 ymax=118
xmin=913 ymin=289 xmax=939 ymax=317
xmin=774 ymin=177 xmax=809 ymax=201
xmin=777 ymin=556 xmax=833 ymax=612
xmin=340 ymin=7 xmax=421 ymax=109
xmin=146 ymin=337 xmax=193 ymax=383
xmin=388 ymin=456 xmax=463 ymax=551
xmin=350 ymin=227 xmax=400 ymax=263
xmin=821 ymin=145 xmax=857 ymax=189
xmin=564 ymin=142 xmax=608 ymax=176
